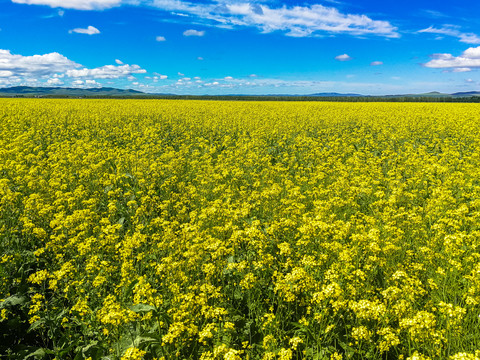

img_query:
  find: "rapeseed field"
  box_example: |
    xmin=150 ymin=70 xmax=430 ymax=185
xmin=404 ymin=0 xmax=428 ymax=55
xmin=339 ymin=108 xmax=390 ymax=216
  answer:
xmin=1 ymin=99 xmax=480 ymax=359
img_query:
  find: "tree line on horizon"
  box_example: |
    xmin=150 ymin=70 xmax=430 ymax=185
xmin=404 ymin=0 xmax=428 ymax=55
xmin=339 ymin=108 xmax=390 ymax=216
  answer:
xmin=3 ymin=94 xmax=480 ymax=102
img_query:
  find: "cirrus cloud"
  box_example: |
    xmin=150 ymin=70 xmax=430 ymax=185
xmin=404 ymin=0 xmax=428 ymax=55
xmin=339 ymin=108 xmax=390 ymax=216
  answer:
xmin=11 ymin=0 xmax=121 ymax=10
xmin=419 ymin=25 xmax=480 ymax=44
xmin=15 ymin=0 xmax=399 ymax=38
xmin=152 ymin=1 xmax=399 ymax=38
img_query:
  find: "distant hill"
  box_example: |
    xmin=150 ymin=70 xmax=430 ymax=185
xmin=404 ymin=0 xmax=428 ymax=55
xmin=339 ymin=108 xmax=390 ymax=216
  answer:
xmin=384 ymin=91 xmax=451 ymax=98
xmin=0 ymin=86 xmax=145 ymax=97
xmin=1 ymin=86 xmax=480 ymax=101
xmin=309 ymin=92 xmax=364 ymax=97
xmin=451 ymin=91 xmax=480 ymax=97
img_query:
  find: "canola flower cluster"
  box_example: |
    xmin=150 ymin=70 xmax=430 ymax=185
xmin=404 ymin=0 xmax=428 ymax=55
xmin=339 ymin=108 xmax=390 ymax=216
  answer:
xmin=1 ymin=99 xmax=480 ymax=359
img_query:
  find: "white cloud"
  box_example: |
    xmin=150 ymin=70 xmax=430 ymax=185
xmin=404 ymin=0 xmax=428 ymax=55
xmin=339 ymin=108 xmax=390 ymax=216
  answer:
xmin=0 ymin=48 xmax=148 ymax=87
xmin=463 ymin=47 xmax=480 ymax=58
xmin=370 ymin=61 xmax=383 ymax=66
xmin=421 ymin=10 xmax=448 ymax=19
xmin=131 ymin=74 xmax=470 ymax=96
xmin=204 ymin=81 xmax=221 ymax=86
xmin=419 ymin=25 xmax=480 ymax=44
xmin=86 ymin=79 xmax=100 ymax=86
xmin=452 ymin=67 xmax=472 ymax=72
xmin=69 ymin=25 xmax=100 ymax=35
xmin=183 ymin=29 xmax=205 ymax=37
xmin=12 ymin=0 xmax=121 ymax=10
xmin=459 ymin=34 xmax=480 ymax=45
xmin=151 ymin=0 xmax=398 ymax=38
xmin=424 ymin=46 xmax=480 ymax=70
xmin=115 ymin=59 xmax=123 ymax=64
xmin=71 ymin=79 xmax=100 ymax=87
xmin=156 ymin=35 xmax=166 ymax=41
xmin=178 ymin=72 xmax=184 ymax=76
xmin=153 ymin=72 xmax=168 ymax=80
xmin=0 ymin=49 xmax=80 ymax=77
xmin=66 ymin=64 xmax=146 ymax=78
xmin=197 ymin=56 xmax=204 ymax=60
xmin=15 ymin=0 xmax=399 ymax=38
xmin=224 ymin=76 xmax=234 ymax=80
xmin=335 ymin=54 xmax=352 ymax=61
xmin=12 ymin=0 xmax=399 ymax=38
xmin=46 ymin=78 xmax=63 ymax=85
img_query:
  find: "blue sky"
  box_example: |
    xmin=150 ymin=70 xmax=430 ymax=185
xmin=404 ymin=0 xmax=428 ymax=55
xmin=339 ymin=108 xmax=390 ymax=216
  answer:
xmin=1 ymin=0 xmax=480 ymax=94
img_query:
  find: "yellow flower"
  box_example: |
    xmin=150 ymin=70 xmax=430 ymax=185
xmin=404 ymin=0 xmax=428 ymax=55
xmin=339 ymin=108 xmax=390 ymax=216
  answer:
xmin=28 ymin=269 xmax=49 ymax=284
xmin=449 ymin=353 xmax=480 ymax=360
xmin=330 ymin=352 xmax=343 ymax=360
xmin=406 ymin=352 xmax=431 ymax=360
xmin=278 ymin=348 xmax=293 ymax=360
xmin=121 ymin=347 xmax=146 ymax=360
xmin=289 ymin=336 xmax=303 ymax=350
xmin=0 ymin=309 xmax=8 ymax=322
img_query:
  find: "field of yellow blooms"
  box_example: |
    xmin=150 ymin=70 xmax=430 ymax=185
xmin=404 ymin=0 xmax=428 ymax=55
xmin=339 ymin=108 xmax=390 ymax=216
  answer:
xmin=1 ymin=99 xmax=480 ymax=360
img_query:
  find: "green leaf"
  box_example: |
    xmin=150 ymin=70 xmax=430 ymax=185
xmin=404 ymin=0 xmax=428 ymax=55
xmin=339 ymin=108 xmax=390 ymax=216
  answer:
xmin=28 ymin=319 xmax=45 ymax=332
xmin=24 ymin=348 xmax=46 ymax=359
xmin=85 ymin=341 xmax=98 ymax=350
xmin=55 ymin=309 xmax=67 ymax=321
xmin=75 ymin=341 xmax=104 ymax=360
xmin=1 ymin=295 xmax=26 ymax=308
xmin=133 ymin=336 xmax=159 ymax=347
xmin=130 ymin=303 xmax=156 ymax=313
xmin=123 ymin=279 xmax=139 ymax=297
xmin=233 ymin=288 xmax=243 ymax=300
